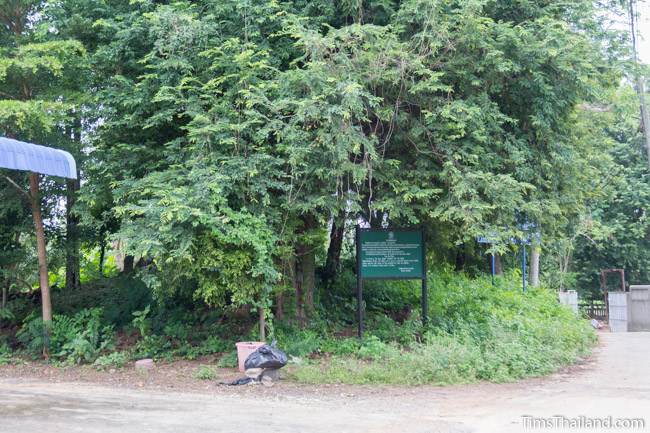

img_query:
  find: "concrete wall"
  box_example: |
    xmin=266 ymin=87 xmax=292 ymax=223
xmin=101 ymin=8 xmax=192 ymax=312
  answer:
xmin=559 ymin=290 xmax=578 ymax=314
xmin=629 ymin=285 xmax=650 ymax=332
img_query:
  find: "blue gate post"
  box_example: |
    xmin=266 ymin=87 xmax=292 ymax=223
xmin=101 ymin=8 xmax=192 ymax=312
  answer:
xmin=522 ymin=244 xmax=527 ymax=293
xmin=491 ymin=253 xmax=495 ymax=286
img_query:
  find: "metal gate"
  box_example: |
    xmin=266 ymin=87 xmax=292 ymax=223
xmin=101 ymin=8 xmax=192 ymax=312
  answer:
xmin=608 ymin=291 xmax=629 ymax=333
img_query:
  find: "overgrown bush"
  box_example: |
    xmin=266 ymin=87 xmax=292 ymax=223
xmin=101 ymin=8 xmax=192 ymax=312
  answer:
xmin=194 ymin=365 xmax=217 ymax=380
xmin=93 ymin=351 xmax=129 ymax=370
xmin=128 ymin=305 xmax=231 ymax=360
xmin=289 ymin=270 xmax=596 ymax=385
xmin=54 ymin=277 xmax=151 ymax=328
xmin=0 ymin=340 xmax=12 ymax=365
xmin=16 ymin=308 xmax=114 ymax=364
xmin=133 ymin=335 xmax=172 ymax=360
xmin=217 ymin=351 xmax=238 ymax=368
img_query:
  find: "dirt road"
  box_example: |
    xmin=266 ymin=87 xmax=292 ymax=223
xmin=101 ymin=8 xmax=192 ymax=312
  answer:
xmin=1 ymin=332 xmax=648 ymax=433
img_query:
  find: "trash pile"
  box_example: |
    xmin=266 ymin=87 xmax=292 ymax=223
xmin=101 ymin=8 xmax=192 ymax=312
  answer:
xmin=222 ymin=342 xmax=288 ymax=387
xmin=591 ymin=319 xmax=604 ymax=329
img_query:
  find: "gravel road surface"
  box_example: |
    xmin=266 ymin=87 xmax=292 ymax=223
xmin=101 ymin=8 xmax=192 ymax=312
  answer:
xmin=1 ymin=332 xmax=648 ymax=433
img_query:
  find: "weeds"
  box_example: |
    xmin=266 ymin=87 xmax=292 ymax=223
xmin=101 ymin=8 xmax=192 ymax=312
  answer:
xmin=16 ymin=308 xmax=114 ymax=364
xmin=0 ymin=341 xmax=12 ymax=365
xmin=217 ymin=351 xmax=238 ymax=368
xmin=288 ymin=271 xmax=595 ymax=385
xmin=194 ymin=365 xmax=217 ymax=380
xmin=93 ymin=351 xmax=129 ymax=370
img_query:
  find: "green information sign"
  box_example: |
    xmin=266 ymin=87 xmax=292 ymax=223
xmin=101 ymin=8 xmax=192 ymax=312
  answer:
xmin=358 ymin=230 xmax=424 ymax=279
xmin=355 ymin=227 xmax=428 ymax=338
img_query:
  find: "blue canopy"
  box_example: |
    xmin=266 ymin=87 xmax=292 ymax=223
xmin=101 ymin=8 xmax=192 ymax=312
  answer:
xmin=0 ymin=137 xmax=77 ymax=179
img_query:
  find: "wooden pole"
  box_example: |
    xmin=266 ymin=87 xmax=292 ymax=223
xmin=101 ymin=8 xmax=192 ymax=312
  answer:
xmin=530 ymin=246 xmax=540 ymax=287
xmin=628 ymin=0 xmax=650 ymax=171
xmin=29 ymin=173 xmax=52 ymax=356
xmin=259 ymin=306 xmax=266 ymax=341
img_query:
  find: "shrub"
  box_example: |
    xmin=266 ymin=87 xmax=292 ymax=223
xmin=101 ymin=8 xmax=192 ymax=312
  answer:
xmin=320 ymin=338 xmax=359 ymax=356
xmin=290 ymin=271 xmax=596 ymax=385
xmin=357 ymin=336 xmax=391 ymax=360
xmin=54 ymin=276 xmax=152 ymax=328
xmin=16 ymin=308 xmax=114 ymax=364
xmin=133 ymin=335 xmax=172 ymax=359
xmin=197 ymin=335 xmax=229 ymax=355
xmin=93 ymin=351 xmax=129 ymax=370
xmin=194 ymin=365 xmax=217 ymax=380
xmin=0 ymin=307 xmax=15 ymax=322
xmin=0 ymin=341 xmax=12 ymax=365
xmin=217 ymin=351 xmax=238 ymax=368
xmin=16 ymin=314 xmax=47 ymax=356
xmin=131 ymin=305 xmax=152 ymax=338
xmin=277 ymin=329 xmax=323 ymax=358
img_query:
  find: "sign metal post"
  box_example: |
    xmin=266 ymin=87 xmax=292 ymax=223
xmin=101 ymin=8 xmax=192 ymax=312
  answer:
xmin=522 ymin=243 xmax=527 ymax=293
xmin=491 ymin=252 xmax=495 ymax=286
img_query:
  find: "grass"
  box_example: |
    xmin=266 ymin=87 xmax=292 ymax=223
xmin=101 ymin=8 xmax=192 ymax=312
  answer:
xmin=194 ymin=365 xmax=218 ymax=380
xmin=285 ymin=271 xmax=596 ymax=385
xmin=0 ymin=342 xmax=12 ymax=366
xmin=93 ymin=351 xmax=130 ymax=370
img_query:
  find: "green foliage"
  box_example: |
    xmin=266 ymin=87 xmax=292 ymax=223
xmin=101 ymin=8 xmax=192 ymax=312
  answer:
xmin=59 ymin=0 xmax=631 ymax=321
xmin=276 ymin=329 xmax=324 ymax=358
xmin=93 ymin=351 xmax=129 ymax=370
xmin=0 ymin=307 xmax=15 ymax=322
xmin=129 ymin=305 xmax=233 ymax=360
xmin=0 ymin=0 xmax=642 ymax=387
xmin=195 ymin=336 xmax=229 ymax=356
xmin=1 ymin=1 xmax=90 ymax=312
xmin=131 ymin=305 xmax=151 ymax=338
xmin=173 ymin=336 xmax=229 ymax=360
xmin=194 ymin=365 xmax=217 ymax=381
xmin=54 ymin=276 xmax=151 ymax=327
xmin=133 ymin=335 xmax=171 ymax=360
xmin=320 ymin=338 xmax=359 ymax=357
xmin=0 ymin=340 xmax=13 ymax=365
xmin=16 ymin=308 xmax=114 ymax=364
xmin=570 ymin=87 xmax=650 ymax=296
xmin=217 ymin=351 xmax=238 ymax=368
xmin=290 ymin=271 xmax=595 ymax=385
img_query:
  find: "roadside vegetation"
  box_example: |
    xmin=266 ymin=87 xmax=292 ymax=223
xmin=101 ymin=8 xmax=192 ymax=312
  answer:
xmin=0 ymin=265 xmax=595 ymax=385
xmin=0 ymin=0 xmax=643 ymax=387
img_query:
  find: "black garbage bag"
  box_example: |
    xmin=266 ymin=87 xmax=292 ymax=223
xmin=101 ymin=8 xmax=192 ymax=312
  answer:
xmin=221 ymin=377 xmax=254 ymax=386
xmin=244 ymin=342 xmax=288 ymax=370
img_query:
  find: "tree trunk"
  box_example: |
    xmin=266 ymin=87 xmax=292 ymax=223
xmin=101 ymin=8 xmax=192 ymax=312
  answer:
xmin=2 ymin=279 xmax=7 ymax=309
xmin=323 ymin=217 xmax=345 ymax=282
xmin=275 ymin=292 xmax=284 ymax=321
xmin=530 ymin=247 xmax=540 ymax=287
xmin=494 ymin=254 xmax=503 ymax=276
xmin=29 ymin=173 xmax=51 ymax=357
xmin=259 ymin=306 xmax=266 ymax=341
xmin=627 ymin=0 xmax=650 ymax=171
xmin=303 ymin=246 xmax=316 ymax=311
xmin=294 ymin=248 xmax=306 ymax=326
xmin=98 ymin=234 xmax=106 ymax=277
xmin=294 ymin=214 xmax=317 ymax=324
xmin=454 ymin=243 xmax=466 ymax=271
xmin=65 ymin=178 xmax=80 ymax=290
xmin=636 ymin=76 xmax=650 ymax=172
xmin=123 ymin=255 xmax=134 ymax=273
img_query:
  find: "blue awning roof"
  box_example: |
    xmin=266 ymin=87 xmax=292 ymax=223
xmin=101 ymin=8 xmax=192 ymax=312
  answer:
xmin=0 ymin=137 xmax=77 ymax=179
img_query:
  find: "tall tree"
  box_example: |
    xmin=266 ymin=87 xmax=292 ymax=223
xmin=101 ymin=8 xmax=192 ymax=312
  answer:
xmin=0 ymin=0 xmax=87 ymax=353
